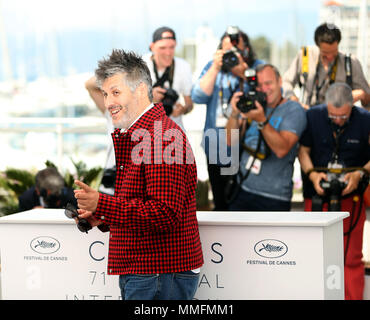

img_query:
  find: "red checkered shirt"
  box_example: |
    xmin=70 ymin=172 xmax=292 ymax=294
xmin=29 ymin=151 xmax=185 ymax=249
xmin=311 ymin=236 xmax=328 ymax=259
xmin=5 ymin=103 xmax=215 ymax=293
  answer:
xmin=94 ymin=103 xmax=204 ymax=275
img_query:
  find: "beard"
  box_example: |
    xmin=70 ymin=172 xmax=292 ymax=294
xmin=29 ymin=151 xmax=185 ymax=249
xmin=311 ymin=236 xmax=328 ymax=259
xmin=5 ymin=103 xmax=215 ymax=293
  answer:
xmin=110 ymin=105 xmax=136 ymax=130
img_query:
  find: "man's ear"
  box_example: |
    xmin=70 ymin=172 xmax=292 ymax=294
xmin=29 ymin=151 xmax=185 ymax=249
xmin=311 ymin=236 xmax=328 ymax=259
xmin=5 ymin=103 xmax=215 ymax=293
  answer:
xmin=136 ymin=82 xmax=149 ymax=98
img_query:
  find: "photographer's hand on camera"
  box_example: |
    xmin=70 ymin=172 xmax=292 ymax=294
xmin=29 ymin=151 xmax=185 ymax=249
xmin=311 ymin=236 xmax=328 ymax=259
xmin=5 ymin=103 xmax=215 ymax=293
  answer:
xmin=230 ymin=52 xmax=248 ymax=80
xmin=342 ymin=170 xmax=363 ymax=196
xmin=308 ymin=171 xmax=327 ymax=196
xmin=245 ymin=100 xmax=266 ymax=123
xmin=152 ymin=86 xmax=167 ymax=103
xmin=213 ymin=49 xmax=224 ymax=71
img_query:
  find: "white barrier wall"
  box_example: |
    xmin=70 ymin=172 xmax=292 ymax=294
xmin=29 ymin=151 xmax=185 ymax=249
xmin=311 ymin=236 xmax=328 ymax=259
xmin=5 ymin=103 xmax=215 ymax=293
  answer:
xmin=0 ymin=209 xmax=348 ymax=300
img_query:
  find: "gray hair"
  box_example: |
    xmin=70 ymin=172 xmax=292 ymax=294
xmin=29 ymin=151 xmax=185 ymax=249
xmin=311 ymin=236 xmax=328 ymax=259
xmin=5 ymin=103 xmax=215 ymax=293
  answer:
xmin=95 ymin=49 xmax=153 ymax=101
xmin=35 ymin=167 xmax=65 ymax=196
xmin=255 ymin=63 xmax=281 ymax=80
xmin=325 ymin=82 xmax=353 ymax=108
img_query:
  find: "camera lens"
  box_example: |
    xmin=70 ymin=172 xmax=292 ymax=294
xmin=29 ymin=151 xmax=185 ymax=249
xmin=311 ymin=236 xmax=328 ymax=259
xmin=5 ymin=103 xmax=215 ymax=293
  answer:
xmin=221 ymin=51 xmax=239 ymax=72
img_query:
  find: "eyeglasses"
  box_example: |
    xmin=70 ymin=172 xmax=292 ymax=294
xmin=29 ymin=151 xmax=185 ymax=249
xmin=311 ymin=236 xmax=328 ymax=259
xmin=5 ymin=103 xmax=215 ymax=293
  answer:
xmin=64 ymin=202 xmax=92 ymax=233
xmin=328 ymin=114 xmax=349 ymax=120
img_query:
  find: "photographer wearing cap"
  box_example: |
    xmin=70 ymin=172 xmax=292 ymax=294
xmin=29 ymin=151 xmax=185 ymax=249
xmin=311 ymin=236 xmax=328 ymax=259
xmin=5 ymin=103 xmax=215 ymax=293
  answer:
xmin=283 ymin=23 xmax=370 ymax=110
xmin=191 ymin=26 xmax=264 ymax=211
xmin=225 ymin=64 xmax=306 ymax=211
xmin=19 ymin=167 xmax=77 ymax=211
xmin=298 ymin=82 xmax=370 ymax=300
xmin=143 ymin=26 xmax=193 ymax=131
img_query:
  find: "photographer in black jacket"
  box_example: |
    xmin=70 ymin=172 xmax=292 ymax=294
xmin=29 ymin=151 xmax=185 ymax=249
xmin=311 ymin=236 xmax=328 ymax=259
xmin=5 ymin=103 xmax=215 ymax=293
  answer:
xmin=298 ymin=82 xmax=370 ymax=300
xmin=19 ymin=167 xmax=77 ymax=211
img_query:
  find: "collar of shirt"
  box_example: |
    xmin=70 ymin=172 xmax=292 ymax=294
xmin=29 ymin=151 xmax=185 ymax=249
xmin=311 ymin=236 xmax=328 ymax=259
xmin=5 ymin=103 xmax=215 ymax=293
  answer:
xmin=119 ymin=103 xmax=154 ymax=134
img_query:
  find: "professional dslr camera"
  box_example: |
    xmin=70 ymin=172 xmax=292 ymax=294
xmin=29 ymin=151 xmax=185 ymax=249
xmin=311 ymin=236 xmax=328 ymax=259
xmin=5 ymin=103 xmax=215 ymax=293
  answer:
xmin=318 ymin=174 xmax=347 ymax=211
xmin=236 ymin=69 xmax=267 ymax=113
xmin=221 ymin=26 xmax=240 ymax=73
xmin=101 ymin=166 xmax=116 ymax=189
xmin=40 ymin=187 xmax=69 ymax=209
xmin=162 ymin=87 xmax=179 ymax=116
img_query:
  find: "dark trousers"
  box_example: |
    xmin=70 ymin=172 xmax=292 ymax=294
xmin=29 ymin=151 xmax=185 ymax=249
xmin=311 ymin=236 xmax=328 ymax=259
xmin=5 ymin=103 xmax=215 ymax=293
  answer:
xmin=207 ymin=163 xmax=230 ymax=211
xmin=228 ymin=188 xmax=291 ymax=211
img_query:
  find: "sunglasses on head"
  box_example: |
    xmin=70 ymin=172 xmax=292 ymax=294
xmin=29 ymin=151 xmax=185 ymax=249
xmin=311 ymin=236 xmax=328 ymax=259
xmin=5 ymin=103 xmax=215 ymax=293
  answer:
xmin=64 ymin=202 xmax=92 ymax=233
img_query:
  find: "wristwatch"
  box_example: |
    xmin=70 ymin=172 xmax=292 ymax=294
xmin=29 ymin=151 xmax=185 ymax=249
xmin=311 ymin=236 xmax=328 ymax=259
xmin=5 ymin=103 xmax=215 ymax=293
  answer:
xmin=257 ymin=120 xmax=268 ymax=130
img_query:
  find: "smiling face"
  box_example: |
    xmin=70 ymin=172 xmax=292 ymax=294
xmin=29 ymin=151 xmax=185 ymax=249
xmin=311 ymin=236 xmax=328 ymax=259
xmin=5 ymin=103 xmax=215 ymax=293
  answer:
xmin=150 ymin=32 xmax=176 ymax=70
xmin=256 ymin=66 xmax=282 ymax=107
xmin=101 ymin=73 xmax=139 ymax=130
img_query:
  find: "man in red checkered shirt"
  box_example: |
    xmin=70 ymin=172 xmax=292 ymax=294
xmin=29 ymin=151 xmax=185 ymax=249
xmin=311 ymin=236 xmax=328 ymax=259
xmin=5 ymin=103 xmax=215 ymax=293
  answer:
xmin=74 ymin=49 xmax=203 ymax=300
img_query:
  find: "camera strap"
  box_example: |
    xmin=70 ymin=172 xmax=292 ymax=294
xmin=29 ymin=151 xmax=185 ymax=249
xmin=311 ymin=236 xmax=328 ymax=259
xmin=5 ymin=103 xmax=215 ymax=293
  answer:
xmin=307 ymin=55 xmax=338 ymax=106
xmin=219 ymin=73 xmax=240 ymax=118
xmin=152 ymin=57 xmax=175 ymax=89
xmin=329 ymin=120 xmax=348 ymax=164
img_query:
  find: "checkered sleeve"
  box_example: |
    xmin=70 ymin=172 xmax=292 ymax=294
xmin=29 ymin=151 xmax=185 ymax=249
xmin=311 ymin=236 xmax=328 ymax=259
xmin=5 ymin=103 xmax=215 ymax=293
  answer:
xmin=95 ymin=164 xmax=189 ymax=234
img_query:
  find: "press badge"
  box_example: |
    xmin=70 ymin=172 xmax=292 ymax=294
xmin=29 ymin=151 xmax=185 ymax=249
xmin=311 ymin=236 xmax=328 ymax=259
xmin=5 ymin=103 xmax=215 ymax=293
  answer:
xmin=245 ymin=156 xmax=261 ymax=175
xmin=215 ymin=102 xmax=229 ymax=127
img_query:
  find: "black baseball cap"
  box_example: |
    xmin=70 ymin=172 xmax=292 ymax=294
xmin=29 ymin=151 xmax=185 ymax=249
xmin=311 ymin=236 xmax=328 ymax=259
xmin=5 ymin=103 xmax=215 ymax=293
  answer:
xmin=152 ymin=27 xmax=176 ymax=42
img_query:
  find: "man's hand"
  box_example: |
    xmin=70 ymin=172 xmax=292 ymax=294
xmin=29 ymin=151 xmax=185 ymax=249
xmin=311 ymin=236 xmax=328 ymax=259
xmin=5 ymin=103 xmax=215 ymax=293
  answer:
xmin=309 ymin=171 xmax=327 ymax=196
xmin=245 ymin=100 xmax=267 ymax=123
xmin=74 ymin=180 xmax=99 ymax=213
xmin=171 ymin=103 xmax=187 ymax=117
xmin=213 ymin=49 xmax=224 ymax=71
xmin=152 ymin=87 xmax=167 ymax=103
xmin=77 ymin=208 xmax=102 ymax=227
xmin=342 ymin=171 xmax=363 ymax=196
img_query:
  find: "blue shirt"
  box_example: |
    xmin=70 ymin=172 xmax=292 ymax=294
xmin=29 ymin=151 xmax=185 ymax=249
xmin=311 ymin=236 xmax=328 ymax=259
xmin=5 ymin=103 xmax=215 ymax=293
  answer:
xmin=240 ymin=100 xmax=307 ymax=201
xmin=300 ymin=104 xmax=370 ymax=198
xmin=191 ymin=59 xmax=264 ymax=164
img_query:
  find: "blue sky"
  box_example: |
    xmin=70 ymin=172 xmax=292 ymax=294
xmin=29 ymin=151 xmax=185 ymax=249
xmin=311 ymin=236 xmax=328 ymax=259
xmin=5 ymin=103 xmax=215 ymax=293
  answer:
xmin=0 ymin=0 xmax=324 ymax=80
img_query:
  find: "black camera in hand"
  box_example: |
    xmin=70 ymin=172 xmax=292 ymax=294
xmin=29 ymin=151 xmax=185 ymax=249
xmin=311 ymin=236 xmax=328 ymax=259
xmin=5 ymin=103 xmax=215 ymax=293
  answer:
xmin=221 ymin=50 xmax=239 ymax=73
xmin=162 ymin=87 xmax=179 ymax=116
xmin=40 ymin=187 xmax=69 ymax=209
xmin=101 ymin=167 xmax=116 ymax=189
xmin=319 ymin=176 xmax=347 ymax=211
xmin=236 ymin=69 xmax=267 ymax=113
xmin=221 ymin=26 xmax=240 ymax=73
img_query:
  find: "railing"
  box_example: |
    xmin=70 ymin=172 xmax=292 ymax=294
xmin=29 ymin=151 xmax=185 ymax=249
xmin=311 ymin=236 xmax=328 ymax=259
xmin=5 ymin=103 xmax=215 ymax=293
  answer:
xmin=0 ymin=117 xmax=107 ymax=171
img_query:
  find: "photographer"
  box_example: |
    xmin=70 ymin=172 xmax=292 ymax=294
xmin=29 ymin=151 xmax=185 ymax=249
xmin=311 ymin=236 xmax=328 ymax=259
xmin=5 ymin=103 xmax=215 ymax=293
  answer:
xmin=191 ymin=26 xmax=264 ymax=211
xmin=298 ymin=82 xmax=370 ymax=300
xmin=282 ymin=23 xmax=370 ymax=109
xmin=143 ymin=26 xmax=193 ymax=131
xmin=18 ymin=167 xmax=77 ymax=211
xmin=225 ymin=64 xmax=306 ymax=211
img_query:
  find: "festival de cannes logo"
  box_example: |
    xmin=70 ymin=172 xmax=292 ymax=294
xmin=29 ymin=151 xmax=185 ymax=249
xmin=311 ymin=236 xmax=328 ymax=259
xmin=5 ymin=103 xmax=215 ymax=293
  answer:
xmin=30 ymin=236 xmax=60 ymax=254
xmin=254 ymin=239 xmax=288 ymax=259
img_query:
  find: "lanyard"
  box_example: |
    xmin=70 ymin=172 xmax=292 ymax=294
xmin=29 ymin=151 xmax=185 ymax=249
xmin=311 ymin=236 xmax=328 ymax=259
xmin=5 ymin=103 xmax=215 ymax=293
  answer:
xmin=330 ymin=120 xmax=347 ymax=164
xmin=219 ymin=73 xmax=240 ymax=118
xmin=152 ymin=56 xmax=174 ymax=88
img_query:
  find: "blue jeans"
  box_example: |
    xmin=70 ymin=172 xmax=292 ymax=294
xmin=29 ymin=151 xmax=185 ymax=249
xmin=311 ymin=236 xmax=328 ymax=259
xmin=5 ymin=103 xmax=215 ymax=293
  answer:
xmin=119 ymin=271 xmax=200 ymax=300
